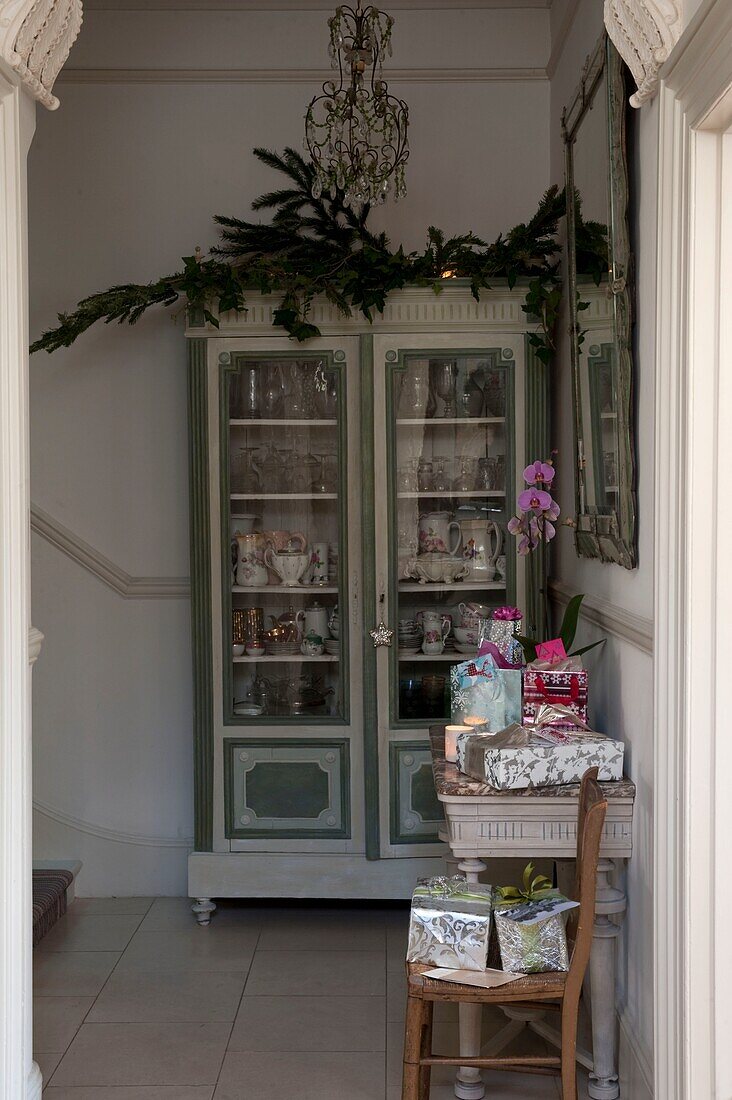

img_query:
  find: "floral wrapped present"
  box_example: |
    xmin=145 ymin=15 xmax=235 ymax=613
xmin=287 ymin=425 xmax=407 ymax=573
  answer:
xmin=406 ymin=876 xmax=494 ymax=972
xmin=450 ymin=654 xmax=522 ymax=731
xmin=523 ymin=662 xmax=588 ymax=730
xmin=455 ymin=715 xmax=624 ymax=789
xmin=479 ymin=606 xmax=524 ymax=667
xmin=493 ymin=864 xmax=577 ymax=974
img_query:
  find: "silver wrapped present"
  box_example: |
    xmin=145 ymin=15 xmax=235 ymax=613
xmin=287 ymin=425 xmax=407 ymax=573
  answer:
xmin=456 ymin=719 xmax=624 ymax=789
xmin=492 ymin=865 xmax=576 ymax=973
xmin=407 ymin=876 xmax=494 ymax=972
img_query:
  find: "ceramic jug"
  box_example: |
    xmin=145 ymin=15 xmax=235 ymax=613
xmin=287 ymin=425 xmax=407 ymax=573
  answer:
xmin=303 ymin=599 xmax=330 ymax=640
xmin=235 ymin=533 xmax=268 ymax=587
xmin=416 ymin=609 xmax=451 ymax=640
xmin=264 ymin=546 xmax=310 ymax=587
xmin=263 ymin=530 xmax=307 ymax=553
xmin=417 ymin=511 xmax=461 ymax=556
xmin=461 ymin=519 xmax=502 ymax=578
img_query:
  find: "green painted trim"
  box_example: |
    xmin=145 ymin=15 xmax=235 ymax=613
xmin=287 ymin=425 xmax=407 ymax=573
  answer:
xmin=220 ymin=350 xmax=349 ymax=727
xmin=524 ymin=335 xmax=550 ymax=638
xmin=359 ymin=334 xmax=380 ymax=860
xmin=385 ymin=348 xmax=515 ymax=731
xmin=223 ymin=737 xmax=351 ymax=839
xmin=389 ymin=740 xmax=443 ymax=845
xmin=188 ymin=339 xmax=214 ymax=852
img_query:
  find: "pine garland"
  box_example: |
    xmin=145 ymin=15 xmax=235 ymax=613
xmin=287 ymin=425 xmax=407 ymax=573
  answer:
xmin=31 ymin=147 xmax=606 ymax=360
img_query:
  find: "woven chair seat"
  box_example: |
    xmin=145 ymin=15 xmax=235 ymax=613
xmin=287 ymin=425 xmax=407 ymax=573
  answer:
xmin=407 ymin=961 xmax=566 ymax=1003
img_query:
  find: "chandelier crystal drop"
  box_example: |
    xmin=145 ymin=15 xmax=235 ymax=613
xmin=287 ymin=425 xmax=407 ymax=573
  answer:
xmin=304 ymin=3 xmax=409 ymax=211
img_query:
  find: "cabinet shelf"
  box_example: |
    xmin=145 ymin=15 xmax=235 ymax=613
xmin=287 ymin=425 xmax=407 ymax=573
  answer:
xmin=232 ymin=584 xmax=339 ymax=595
xmin=396 ymin=417 xmax=505 ymax=426
xmin=398 ymin=581 xmax=505 ymax=593
xmin=233 ymin=655 xmax=339 ymax=663
xmin=397 ymin=491 xmax=505 ymax=500
xmin=230 ymin=418 xmax=337 ymax=428
xmin=397 ymin=652 xmax=469 ymax=662
xmin=231 ymin=493 xmax=338 ymax=500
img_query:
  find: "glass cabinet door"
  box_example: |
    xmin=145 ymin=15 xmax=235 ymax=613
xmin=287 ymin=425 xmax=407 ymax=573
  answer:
xmin=386 ymin=349 xmax=515 ymax=726
xmin=224 ymin=354 xmax=347 ymax=722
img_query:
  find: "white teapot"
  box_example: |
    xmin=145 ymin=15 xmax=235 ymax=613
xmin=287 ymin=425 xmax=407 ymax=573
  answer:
xmin=264 ymin=545 xmax=310 ymax=587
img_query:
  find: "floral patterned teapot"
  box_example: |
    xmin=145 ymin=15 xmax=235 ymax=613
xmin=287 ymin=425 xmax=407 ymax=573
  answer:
xmin=417 ymin=511 xmax=461 ymax=556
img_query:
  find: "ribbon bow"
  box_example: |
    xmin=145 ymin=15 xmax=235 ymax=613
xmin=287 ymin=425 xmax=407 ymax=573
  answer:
xmin=498 ymin=862 xmax=554 ymax=904
xmin=424 ymin=875 xmax=467 ymax=899
xmin=492 ymin=606 xmax=522 ymax=622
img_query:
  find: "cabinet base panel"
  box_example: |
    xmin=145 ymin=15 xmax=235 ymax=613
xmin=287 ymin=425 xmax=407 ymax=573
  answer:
xmin=188 ymin=851 xmax=444 ymax=899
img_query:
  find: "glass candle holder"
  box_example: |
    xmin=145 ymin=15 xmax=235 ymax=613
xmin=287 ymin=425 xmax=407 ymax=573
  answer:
xmin=444 ymin=724 xmax=470 ymax=763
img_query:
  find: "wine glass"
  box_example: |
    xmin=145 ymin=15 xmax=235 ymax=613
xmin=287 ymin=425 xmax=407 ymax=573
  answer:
xmin=433 ymin=361 xmax=457 ymax=417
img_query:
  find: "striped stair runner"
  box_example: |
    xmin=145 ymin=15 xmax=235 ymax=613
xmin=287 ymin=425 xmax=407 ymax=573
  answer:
xmin=32 ymin=869 xmax=73 ymax=947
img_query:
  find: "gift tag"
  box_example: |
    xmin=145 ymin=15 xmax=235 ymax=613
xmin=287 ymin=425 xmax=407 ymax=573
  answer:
xmin=535 ymin=638 xmax=567 ymax=664
xmin=499 ymin=896 xmax=580 ymax=926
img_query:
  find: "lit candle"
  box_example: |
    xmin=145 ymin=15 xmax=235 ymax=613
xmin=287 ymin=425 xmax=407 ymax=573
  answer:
xmin=444 ymin=724 xmax=470 ymax=763
xmin=464 ymin=716 xmax=487 ymax=731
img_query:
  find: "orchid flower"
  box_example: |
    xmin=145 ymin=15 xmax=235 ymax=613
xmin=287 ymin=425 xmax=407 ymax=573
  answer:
xmin=523 ymin=460 xmax=555 ymax=486
xmin=509 ymin=456 xmax=561 ymax=553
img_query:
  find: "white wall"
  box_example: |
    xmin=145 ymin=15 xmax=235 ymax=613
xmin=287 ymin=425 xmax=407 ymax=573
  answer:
xmin=549 ymin=3 xmax=655 ymax=1097
xmin=28 ymin=4 xmax=551 ymax=896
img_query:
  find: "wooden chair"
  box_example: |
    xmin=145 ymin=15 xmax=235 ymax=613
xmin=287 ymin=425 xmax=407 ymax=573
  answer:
xmin=402 ymin=767 xmax=608 ymax=1100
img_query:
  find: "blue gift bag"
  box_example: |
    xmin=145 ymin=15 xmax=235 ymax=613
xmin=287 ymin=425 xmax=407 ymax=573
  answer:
xmin=450 ymin=653 xmax=522 ymax=730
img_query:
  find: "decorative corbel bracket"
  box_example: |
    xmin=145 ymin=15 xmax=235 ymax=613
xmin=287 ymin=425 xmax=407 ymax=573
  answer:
xmin=0 ymin=0 xmax=82 ymax=110
xmin=604 ymin=0 xmax=683 ymax=107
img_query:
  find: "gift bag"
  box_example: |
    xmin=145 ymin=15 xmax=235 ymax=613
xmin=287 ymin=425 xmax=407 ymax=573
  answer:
xmin=523 ymin=663 xmax=588 ymax=730
xmin=450 ymin=654 xmax=522 ymax=731
xmin=479 ymin=606 xmax=524 ymax=667
xmin=406 ymin=876 xmax=494 ymax=972
xmin=492 ymin=864 xmax=577 ymax=974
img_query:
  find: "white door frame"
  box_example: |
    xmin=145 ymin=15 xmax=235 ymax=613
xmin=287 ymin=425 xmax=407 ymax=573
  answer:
xmin=654 ymin=2 xmax=732 ymax=1097
xmin=0 ymin=4 xmax=82 ymax=1097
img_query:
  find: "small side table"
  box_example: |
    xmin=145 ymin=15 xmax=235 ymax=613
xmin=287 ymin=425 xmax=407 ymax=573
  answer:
xmin=429 ymin=725 xmax=635 ymax=1100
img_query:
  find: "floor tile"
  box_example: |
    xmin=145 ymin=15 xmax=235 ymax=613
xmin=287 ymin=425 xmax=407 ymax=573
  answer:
xmin=34 ymin=952 xmax=120 ymax=997
xmin=257 ymin=909 xmax=386 ymax=951
xmin=34 ymin=996 xmax=95 ymax=1053
xmin=88 ymin=969 xmax=246 ymax=1024
xmin=117 ymin=929 xmax=258 ymax=973
xmin=229 ymin=995 xmax=385 ymax=1051
xmin=214 ymin=1051 xmax=385 ymax=1100
xmin=244 ymin=949 xmax=385 ymax=997
xmin=36 ymin=1050 xmax=62 ymax=1083
xmin=138 ymin=898 xmax=267 ymax=933
xmin=386 ymin=967 xmax=406 ymax=1022
xmin=386 ymin=922 xmax=408 ymax=971
xmin=70 ymin=898 xmax=154 ymax=916
xmin=44 ymin=1089 xmax=214 ymax=1099
xmin=50 ymin=1023 xmax=230 ymax=1087
xmin=38 ymin=915 xmax=143 ymax=953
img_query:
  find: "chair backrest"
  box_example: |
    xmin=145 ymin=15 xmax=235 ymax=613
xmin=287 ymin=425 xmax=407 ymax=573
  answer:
xmin=565 ymin=767 xmax=607 ymax=998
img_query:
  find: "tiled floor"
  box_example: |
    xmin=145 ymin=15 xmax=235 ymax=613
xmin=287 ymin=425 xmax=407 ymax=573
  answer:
xmin=34 ymin=898 xmax=591 ymax=1098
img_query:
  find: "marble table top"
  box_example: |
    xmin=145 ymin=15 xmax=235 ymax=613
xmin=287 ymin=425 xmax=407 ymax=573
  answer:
xmin=429 ymin=725 xmax=636 ymax=801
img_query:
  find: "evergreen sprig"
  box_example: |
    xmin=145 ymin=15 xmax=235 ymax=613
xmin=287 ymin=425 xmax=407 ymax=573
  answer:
xmin=30 ymin=148 xmax=602 ymax=357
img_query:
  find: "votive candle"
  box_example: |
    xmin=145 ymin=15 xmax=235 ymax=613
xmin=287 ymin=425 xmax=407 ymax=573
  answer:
xmin=464 ymin=716 xmax=487 ymax=731
xmin=445 ymin=724 xmax=470 ymax=763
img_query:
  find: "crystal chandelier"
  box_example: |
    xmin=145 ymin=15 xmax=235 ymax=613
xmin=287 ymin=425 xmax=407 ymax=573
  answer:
xmin=305 ymin=3 xmax=409 ymax=210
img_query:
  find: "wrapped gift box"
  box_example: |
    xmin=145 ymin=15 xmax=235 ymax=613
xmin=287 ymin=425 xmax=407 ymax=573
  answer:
xmin=456 ymin=725 xmax=624 ymax=789
xmin=523 ymin=667 xmax=588 ymax=729
xmin=406 ymin=877 xmax=494 ymax=972
xmin=450 ymin=655 xmax=522 ymax=731
xmin=493 ymin=892 xmax=572 ymax=973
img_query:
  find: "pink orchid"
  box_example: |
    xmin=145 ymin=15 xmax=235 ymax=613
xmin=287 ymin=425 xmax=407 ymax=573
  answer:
xmin=523 ymin=460 xmax=555 ymax=486
xmin=518 ymin=488 xmax=553 ymax=513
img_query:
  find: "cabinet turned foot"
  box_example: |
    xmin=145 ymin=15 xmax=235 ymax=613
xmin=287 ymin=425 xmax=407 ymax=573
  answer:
xmin=192 ymin=897 xmax=216 ymax=926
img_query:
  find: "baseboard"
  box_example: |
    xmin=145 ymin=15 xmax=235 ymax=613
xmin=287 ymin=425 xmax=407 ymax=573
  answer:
xmin=189 ymin=851 xmax=444 ymax=899
xmin=619 ymin=1010 xmax=654 ymax=1099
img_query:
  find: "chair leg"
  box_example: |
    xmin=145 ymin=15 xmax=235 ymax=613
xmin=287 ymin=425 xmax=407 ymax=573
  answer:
xmin=402 ymin=993 xmax=425 ymax=1100
xmin=419 ymin=1000 xmax=433 ymax=1100
xmin=560 ymin=998 xmax=578 ymax=1100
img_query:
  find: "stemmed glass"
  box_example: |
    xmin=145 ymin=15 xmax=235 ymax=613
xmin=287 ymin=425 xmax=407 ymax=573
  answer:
xmin=433 ymin=361 xmax=457 ymax=417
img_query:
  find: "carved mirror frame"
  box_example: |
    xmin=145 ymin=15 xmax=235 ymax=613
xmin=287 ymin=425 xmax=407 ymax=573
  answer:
xmin=562 ymin=34 xmax=637 ymax=569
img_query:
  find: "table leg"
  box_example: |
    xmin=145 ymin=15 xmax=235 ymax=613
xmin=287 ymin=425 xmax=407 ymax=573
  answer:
xmin=588 ymin=859 xmax=626 ymax=1100
xmin=455 ymin=858 xmax=487 ymax=1100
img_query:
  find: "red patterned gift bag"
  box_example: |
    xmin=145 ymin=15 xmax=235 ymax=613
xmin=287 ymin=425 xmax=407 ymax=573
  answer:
xmin=523 ymin=667 xmax=588 ymax=729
